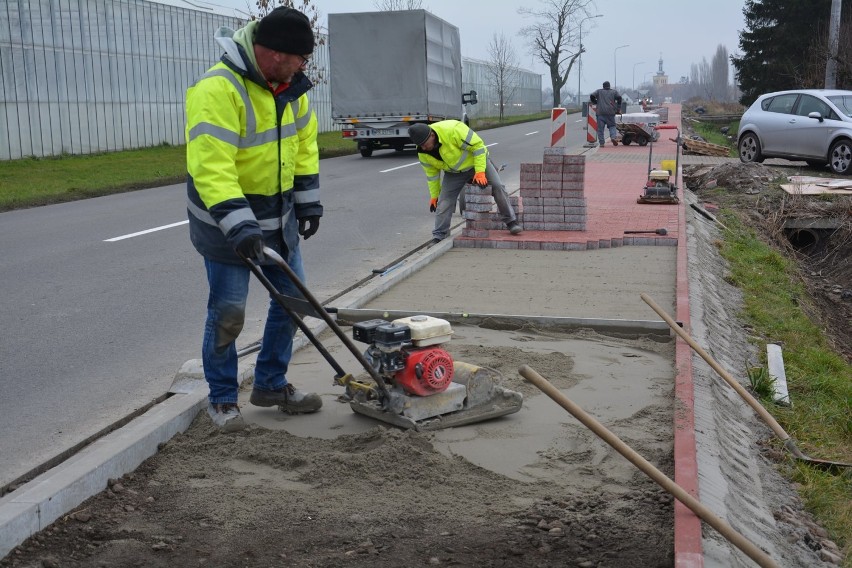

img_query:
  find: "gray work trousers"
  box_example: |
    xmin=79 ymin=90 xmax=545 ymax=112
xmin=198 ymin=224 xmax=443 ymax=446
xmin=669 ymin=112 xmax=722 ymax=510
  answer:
xmin=432 ymin=159 xmax=517 ymax=240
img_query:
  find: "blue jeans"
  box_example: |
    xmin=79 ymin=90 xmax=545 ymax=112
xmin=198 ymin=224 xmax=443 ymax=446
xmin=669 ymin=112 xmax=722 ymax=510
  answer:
xmin=597 ymin=113 xmax=618 ymax=144
xmin=202 ymin=245 xmax=305 ymax=404
xmin=432 ymin=158 xmax=517 ymax=240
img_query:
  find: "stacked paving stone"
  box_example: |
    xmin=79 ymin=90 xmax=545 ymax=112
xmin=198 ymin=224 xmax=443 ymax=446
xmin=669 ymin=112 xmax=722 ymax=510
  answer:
xmin=519 ymin=148 xmax=586 ymax=231
xmin=459 ymin=187 xmax=520 ymax=238
xmin=459 ymin=147 xmax=587 ymax=241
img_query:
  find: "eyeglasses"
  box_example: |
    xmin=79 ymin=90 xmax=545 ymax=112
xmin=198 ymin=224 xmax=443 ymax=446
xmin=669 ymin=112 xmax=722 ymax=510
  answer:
xmin=298 ymin=54 xmax=311 ymax=68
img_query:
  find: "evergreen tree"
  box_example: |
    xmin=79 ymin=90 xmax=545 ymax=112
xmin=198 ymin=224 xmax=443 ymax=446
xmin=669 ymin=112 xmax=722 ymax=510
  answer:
xmin=732 ymin=0 xmax=833 ymax=105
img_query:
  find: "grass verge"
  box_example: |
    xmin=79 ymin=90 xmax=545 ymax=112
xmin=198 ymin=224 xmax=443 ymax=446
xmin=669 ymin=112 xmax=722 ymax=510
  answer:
xmin=0 ymin=112 xmax=550 ymax=212
xmin=690 ymin=119 xmax=739 ymax=157
xmin=718 ymin=212 xmax=852 ymax=564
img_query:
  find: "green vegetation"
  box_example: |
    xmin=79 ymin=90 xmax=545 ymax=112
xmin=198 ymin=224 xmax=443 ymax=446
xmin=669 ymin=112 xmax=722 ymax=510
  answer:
xmin=746 ymin=365 xmax=775 ymax=399
xmin=718 ymin=213 xmax=852 ymax=563
xmin=0 ymin=112 xmax=549 ymax=212
xmin=690 ymin=119 xmax=739 ymax=157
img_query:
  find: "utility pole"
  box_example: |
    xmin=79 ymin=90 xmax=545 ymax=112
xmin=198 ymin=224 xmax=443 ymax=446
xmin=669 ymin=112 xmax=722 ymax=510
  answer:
xmin=613 ymin=45 xmax=629 ymax=89
xmin=633 ymin=61 xmax=645 ymax=91
xmin=825 ymin=0 xmax=841 ymax=88
xmin=577 ymin=15 xmax=603 ymax=103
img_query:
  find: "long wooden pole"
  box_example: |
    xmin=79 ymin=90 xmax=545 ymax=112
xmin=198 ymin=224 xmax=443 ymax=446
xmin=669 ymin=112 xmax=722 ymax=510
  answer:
xmin=519 ymin=365 xmax=779 ymax=568
xmin=639 ymin=294 xmax=802 ymax=453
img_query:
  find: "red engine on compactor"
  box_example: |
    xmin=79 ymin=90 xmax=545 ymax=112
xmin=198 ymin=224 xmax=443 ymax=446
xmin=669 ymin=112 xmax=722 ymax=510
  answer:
xmin=353 ymin=315 xmax=455 ymax=397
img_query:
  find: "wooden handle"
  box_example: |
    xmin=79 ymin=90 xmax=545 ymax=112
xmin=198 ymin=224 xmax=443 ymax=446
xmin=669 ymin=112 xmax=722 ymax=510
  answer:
xmin=639 ymin=293 xmax=794 ymax=446
xmin=519 ymin=365 xmax=780 ymax=568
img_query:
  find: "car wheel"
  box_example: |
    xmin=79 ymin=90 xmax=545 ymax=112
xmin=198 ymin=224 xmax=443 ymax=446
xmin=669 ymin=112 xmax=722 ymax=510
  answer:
xmin=828 ymin=139 xmax=852 ymax=174
xmin=738 ymin=132 xmax=764 ymax=163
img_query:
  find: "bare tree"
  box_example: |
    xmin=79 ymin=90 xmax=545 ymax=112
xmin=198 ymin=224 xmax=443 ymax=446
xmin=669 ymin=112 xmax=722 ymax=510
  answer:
xmin=251 ymin=0 xmax=325 ymax=83
xmin=518 ymin=0 xmax=594 ymax=108
xmin=373 ymin=0 xmax=424 ymax=9
xmin=710 ymin=45 xmax=729 ymax=101
xmin=486 ymin=32 xmax=520 ymax=120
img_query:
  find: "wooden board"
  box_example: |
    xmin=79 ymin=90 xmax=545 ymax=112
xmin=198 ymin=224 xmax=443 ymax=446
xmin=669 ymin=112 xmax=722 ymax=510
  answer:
xmin=681 ymin=138 xmax=730 ymax=156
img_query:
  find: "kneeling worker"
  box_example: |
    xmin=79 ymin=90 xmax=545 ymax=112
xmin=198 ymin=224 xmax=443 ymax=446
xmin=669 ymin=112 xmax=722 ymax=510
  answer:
xmin=408 ymin=121 xmax=522 ymax=243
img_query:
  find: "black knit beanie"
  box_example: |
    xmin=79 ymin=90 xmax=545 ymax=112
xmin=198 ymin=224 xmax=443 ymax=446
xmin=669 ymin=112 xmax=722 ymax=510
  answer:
xmin=255 ymin=7 xmax=314 ymax=55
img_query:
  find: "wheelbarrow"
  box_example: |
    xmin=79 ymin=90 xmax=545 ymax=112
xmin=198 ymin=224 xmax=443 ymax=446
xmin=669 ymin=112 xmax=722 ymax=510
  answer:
xmin=616 ymin=122 xmax=659 ymax=147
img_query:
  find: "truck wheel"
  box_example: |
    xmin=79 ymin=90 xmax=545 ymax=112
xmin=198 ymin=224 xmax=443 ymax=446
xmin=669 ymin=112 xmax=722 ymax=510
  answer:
xmin=638 ymin=137 xmax=649 ymax=147
xmin=359 ymin=147 xmax=373 ymax=157
xmin=622 ymin=134 xmax=633 ymax=146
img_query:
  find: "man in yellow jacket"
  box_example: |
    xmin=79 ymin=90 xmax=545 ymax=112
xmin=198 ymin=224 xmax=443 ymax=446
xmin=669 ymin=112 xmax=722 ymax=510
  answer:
xmin=408 ymin=121 xmax=521 ymax=242
xmin=185 ymin=7 xmax=322 ymax=431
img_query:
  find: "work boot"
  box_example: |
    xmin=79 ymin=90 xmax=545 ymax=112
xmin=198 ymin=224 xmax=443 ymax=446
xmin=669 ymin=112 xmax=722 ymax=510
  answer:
xmin=207 ymin=402 xmax=246 ymax=432
xmin=507 ymin=221 xmax=523 ymax=235
xmin=250 ymin=384 xmax=323 ymax=414
xmin=611 ymin=138 xmax=619 ymax=146
xmin=430 ymin=237 xmax=442 ymax=245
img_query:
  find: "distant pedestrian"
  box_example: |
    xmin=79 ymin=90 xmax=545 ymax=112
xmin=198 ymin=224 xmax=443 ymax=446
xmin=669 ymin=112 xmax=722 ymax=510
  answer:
xmin=589 ymin=81 xmax=623 ymax=146
xmin=408 ymin=120 xmax=522 ymax=243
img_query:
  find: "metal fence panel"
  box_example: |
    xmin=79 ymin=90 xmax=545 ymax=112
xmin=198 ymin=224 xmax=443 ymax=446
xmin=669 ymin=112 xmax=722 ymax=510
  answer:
xmin=1 ymin=1 xmax=541 ymax=160
xmin=0 ymin=0 xmax=245 ymax=159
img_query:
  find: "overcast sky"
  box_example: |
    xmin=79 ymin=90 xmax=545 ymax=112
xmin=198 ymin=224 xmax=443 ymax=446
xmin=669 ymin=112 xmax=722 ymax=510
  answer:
xmin=180 ymin=0 xmax=748 ymax=96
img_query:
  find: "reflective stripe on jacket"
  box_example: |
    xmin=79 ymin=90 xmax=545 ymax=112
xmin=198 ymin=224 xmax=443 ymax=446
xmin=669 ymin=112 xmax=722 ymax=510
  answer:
xmin=417 ymin=120 xmax=488 ymax=200
xmin=186 ymin=29 xmax=321 ymax=264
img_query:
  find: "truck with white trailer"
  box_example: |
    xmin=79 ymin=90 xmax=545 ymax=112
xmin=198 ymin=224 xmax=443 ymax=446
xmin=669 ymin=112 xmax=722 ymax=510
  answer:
xmin=328 ymin=10 xmax=478 ymax=157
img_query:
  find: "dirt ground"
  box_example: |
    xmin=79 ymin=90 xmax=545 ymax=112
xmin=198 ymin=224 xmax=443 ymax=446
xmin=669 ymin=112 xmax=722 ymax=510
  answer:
xmin=3 ymin=160 xmax=849 ymax=568
xmin=683 ymin=161 xmax=852 ymax=361
xmin=2 ymin=331 xmax=677 ymax=568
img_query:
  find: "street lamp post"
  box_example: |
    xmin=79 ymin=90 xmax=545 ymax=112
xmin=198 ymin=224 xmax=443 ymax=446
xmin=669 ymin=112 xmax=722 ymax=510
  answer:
xmin=632 ymin=61 xmax=645 ymax=91
xmin=613 ymin=44 xmax=629 ymax=90
xmin=577 ymin=14 xmax=603 ymax=103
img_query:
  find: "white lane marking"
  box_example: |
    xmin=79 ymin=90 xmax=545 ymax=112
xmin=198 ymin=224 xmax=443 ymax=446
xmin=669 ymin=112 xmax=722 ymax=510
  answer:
xmin=380 ymin=142 xmax=499 ymax=172
xmin=525 ymin=131 xmax=539 ymax=136
xmin=381 ymin=162 xmax=420 ymax=172
xmin=105 ymin=220 xmax=188 ymax=242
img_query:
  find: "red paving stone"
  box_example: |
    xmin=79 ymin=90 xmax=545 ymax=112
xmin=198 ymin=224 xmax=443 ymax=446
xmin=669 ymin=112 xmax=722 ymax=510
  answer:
xmin=457 ymin=116 xmax=684 ymax=249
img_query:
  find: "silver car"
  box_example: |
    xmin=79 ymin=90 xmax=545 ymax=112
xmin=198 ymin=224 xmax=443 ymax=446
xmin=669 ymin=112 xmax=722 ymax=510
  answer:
xmin=737 ymin=89 xmax=852 ymax=174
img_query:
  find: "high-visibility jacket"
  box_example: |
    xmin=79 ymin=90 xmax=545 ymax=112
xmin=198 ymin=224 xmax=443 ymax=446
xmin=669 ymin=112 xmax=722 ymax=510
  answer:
xmin=186 ymin=23 xmax=321 ymax=264
xmin=416 ymin=120 xmax=488 ymax=200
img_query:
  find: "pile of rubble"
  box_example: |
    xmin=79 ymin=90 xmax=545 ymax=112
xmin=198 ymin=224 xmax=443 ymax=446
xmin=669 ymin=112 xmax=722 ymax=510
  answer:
xmin=683 ymin=162 xmax=782 ymax=194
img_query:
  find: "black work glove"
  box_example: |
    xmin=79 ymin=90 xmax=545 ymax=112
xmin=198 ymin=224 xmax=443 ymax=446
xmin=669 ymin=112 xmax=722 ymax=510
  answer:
xmin=429 ymin=197 xmax=438 ymax=213
xmin=235 ymin=233 xmax=265 ymax=262
xmin=298 ymin=216 xmax=320 ymax=240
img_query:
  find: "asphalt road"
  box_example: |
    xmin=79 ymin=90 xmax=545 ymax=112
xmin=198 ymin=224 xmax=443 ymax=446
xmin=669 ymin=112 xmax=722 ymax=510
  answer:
xmin=0 ymin=115 xmax=588 ymax=489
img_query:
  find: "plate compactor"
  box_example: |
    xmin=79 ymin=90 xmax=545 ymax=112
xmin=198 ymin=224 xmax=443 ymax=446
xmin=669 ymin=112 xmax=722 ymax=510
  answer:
xmin=343 ymin=316 xmax=523 ymax=430
xmin=638 ymin=124 xmax=682 ymax=205
xmin=242 ymin=247 xmax=523 ymax=431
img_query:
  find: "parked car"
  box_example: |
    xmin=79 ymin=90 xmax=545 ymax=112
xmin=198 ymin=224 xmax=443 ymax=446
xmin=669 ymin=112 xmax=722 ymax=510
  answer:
xmin=737 ymin=89 xmax=852 ymax=174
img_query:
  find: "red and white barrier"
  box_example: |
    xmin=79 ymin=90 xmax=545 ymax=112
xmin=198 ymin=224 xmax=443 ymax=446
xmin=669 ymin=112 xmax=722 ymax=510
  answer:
xmin=584 ymin=105 xmax=598 ymax=147
xmin=550 ymin=107 xmax=567 ymax=146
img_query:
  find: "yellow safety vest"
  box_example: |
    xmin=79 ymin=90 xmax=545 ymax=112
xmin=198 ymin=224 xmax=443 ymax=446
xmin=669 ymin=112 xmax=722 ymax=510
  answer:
xmin=185 ymin=45 xmax=320 ymax=263
xmin=417 ymin=120 xmax=488 ymax=199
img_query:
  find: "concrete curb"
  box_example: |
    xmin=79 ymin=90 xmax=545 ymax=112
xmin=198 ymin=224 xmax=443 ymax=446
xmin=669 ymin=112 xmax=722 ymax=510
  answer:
xmin=0 ymin=237 xmax=451 ymax=559
xmin=0 ymin=386 xmax=206 ymax=558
